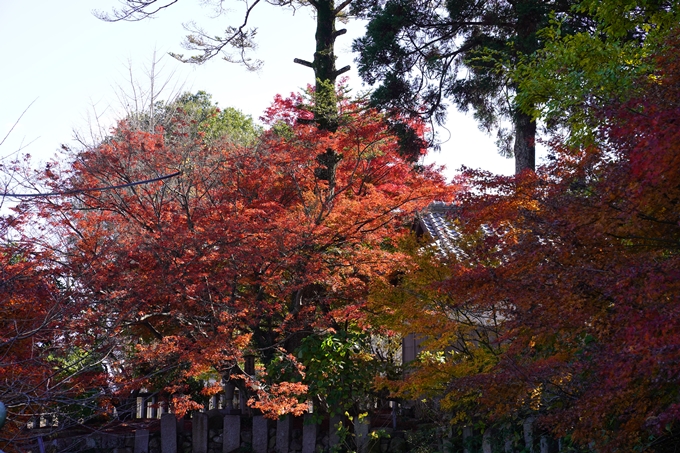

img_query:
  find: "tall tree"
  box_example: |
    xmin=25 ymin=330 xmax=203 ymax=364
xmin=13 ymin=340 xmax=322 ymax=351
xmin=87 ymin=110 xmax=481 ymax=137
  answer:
xmin=353 ymin=0 xmax=590 ymax=173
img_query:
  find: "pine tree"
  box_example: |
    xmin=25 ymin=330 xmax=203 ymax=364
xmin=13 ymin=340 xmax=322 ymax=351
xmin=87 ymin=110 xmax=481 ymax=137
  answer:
xmin=353 ymin=0 xmax=589 ymax=173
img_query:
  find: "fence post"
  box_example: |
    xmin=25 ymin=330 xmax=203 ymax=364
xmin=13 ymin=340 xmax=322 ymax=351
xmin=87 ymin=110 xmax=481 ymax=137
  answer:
xmin=540 ymin=435 xmax=559 ymax=453
xmin=252 ymin=415 xmax=268 ymax=453
xmin=483 ymin=427 xmax=493 ymax=453
xmin=223 ymin=414 xmax=241 ymax=453
xmin=276 ymin=415 xmax=291 ymax=453
xmin=505 ymin=428 xmax=514 ymax=453
xmin=355 ymin=415 xmax=370 ymax=453
xmin=134 ymin=428 xmax=150 ymax=453
xmin=524 ymin=417 xmax=535 ymax=453
xmin=302 ymin=414 xmax=317 ymax=453
xmin=463 ymin=426 xmax=473 ymax=453
xmin=193 ymin=412 xmax=209 ymax=453
xmin=329 ymin=415 xmax=343 ymax=449
xmin=161 ymin=413 xmax=177 ymax=453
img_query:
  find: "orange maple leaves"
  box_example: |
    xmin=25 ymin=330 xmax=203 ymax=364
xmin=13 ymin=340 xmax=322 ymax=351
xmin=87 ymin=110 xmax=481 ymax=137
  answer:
xmin=27 ymin=92 xmax=446 ymax=418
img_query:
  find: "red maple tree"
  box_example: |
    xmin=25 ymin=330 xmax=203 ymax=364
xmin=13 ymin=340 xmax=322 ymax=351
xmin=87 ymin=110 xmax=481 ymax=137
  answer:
xmin=33 ymin=90 xmax=446 ymax=417
xmin=0 ymin=205 xmax=112 ymax=451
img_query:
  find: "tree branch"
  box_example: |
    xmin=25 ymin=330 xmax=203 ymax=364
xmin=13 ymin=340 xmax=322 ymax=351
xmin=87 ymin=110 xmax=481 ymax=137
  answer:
xmin=95 ymin=0 xmax=181 ymax=22
xmin=333 ymin=0 xmax=352 ymax=15
xmin=2 ymin=171 xmax=180 ymax=198
xmin=333 ymin=65 xmax=351 ymax=77
xmin=294 ymin=58 xmax=314 ymax=68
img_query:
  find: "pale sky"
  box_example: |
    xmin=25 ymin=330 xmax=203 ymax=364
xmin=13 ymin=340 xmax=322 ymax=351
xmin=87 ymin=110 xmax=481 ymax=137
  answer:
xmin=0 ymin=0 xmax=517 ymax=182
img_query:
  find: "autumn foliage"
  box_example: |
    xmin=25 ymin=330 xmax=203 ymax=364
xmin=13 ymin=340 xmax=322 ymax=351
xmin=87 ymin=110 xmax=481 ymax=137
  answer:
xmin=369 ymin=28 xmax=680 ymax=452
xmin=26 ymin=90 xmax=444 ymax=420
xmin=0 ymin=220 xmax=59 ymax=444
xmin=0 ymin=211 xmax=110 ymax=450
xmin=3 ymin=24 xmax=680 ymax=452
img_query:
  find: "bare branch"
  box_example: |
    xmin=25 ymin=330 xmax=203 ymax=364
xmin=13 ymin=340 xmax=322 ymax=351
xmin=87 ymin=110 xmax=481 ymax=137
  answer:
xmin=0 ymin=99 xmax=38 ymax=152
xmin=97 ymin=0 xmax=266 ymax=70
xmin=333 ymin=0 xmax=352 ymax=16
xmin=333 ymin=65 xmax=351 ymax=78
xmin=94 ymin=0 xmax=181 ymax=22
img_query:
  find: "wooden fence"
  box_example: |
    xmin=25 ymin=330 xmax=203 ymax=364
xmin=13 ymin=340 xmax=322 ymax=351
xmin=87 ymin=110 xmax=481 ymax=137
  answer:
xmin=31 ymin=410 xmax=564 ymax=453
xmin=35 ymin=411 xmax=370 ymax=453
xmin=25 ymin=389 xmax=563 ymax=453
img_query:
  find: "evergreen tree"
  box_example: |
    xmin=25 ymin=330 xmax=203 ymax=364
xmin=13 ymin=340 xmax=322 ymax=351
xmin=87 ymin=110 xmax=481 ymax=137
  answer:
xmin=353 ymin=0 xmax=590 ymax=173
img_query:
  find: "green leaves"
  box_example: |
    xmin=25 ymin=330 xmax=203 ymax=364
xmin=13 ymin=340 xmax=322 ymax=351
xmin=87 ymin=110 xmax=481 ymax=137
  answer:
xmin=167 ymin=91 xmax=261 ymax=145
xmin=297 ymin=331 xmax=376 ymax=417
xmin=514 ymin=0 xmax=680 ymax=147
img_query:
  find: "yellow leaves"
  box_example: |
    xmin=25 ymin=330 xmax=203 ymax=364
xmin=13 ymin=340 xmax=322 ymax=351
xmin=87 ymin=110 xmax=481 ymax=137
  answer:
xmin=418 ymin=350 xmax=447 ymax=365
xmin=529 ymin=384 xmax=543 ymax=411
xmin=647 ymin=73 xmax=662 ymax=85
xmin=369 ymin=430 xmax=383 ymax=440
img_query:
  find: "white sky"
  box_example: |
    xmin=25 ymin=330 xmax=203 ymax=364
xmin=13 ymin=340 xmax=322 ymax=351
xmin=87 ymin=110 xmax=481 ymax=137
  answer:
xmin=0 ymin=0 xmax=516 ymax=182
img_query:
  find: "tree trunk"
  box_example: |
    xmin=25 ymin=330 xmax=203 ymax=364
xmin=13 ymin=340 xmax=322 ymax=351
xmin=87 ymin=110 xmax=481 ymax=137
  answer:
xmin=313 ymin=0 xmax=340 ymax=131
xmin=293 ymin=0 xmax=352 ymax=131
xmin=514 ymin=110 xmax=536 ymax=174
xmin=314 ymin=0 xmax=337 ymax=88
xmin=513 ymin=0 xmax=541 ymax=174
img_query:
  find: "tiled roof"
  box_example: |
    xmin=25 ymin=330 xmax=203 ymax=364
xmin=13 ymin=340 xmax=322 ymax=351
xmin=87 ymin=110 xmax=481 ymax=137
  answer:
xmin=415 ymin=201 xmax=462 ymax=256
